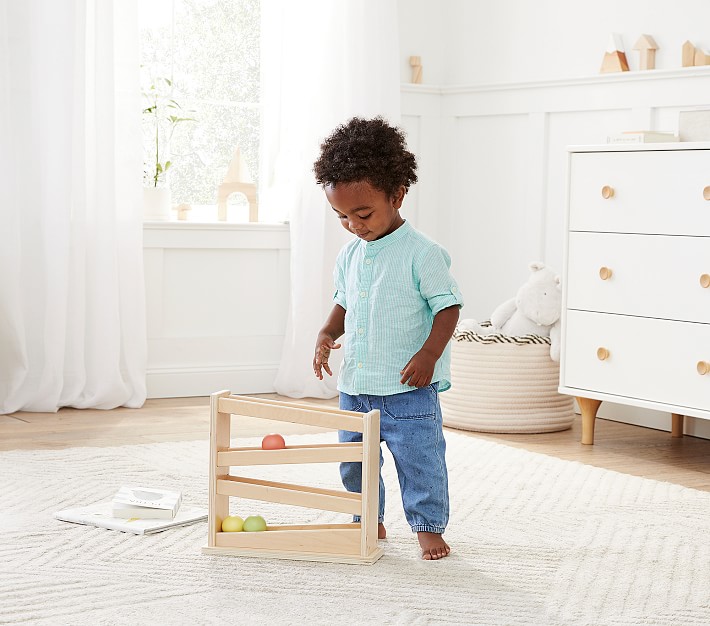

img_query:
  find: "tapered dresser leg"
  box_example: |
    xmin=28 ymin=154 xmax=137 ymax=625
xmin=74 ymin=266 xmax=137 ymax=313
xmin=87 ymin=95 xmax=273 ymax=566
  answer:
xmin=671 ymin=413 xmax=684 ymax=438
xmin=577 ymin=397 xmax=603 ymax=445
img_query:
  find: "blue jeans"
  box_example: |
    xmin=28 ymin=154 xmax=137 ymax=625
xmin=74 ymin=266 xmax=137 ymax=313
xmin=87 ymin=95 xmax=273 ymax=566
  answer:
xmin=338 ymin=383 xmax=449 ymax=534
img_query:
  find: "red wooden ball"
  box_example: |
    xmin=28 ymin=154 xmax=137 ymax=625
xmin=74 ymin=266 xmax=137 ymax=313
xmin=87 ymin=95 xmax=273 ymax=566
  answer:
xmin=261 ymin=433 xmax=286 ymax=450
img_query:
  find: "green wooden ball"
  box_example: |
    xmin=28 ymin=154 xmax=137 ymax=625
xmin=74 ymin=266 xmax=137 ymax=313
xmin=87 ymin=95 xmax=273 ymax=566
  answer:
xmin=242 ymin=515 xmax=267 ymax=532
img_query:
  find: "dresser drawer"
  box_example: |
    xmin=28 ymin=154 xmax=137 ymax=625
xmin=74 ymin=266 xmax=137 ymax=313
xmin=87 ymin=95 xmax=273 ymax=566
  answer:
xmin=566 ymin=232 xmax=710 ymax=323
xmin=562 ymin=310 xmax=710 ymax=412
xmin=569 ymin=150 xmax=710 ymax=235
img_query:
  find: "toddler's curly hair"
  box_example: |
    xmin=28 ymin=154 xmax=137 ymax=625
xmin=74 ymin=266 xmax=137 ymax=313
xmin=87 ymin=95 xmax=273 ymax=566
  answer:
xmin=313 ymin=116 xmax=417 ymax=197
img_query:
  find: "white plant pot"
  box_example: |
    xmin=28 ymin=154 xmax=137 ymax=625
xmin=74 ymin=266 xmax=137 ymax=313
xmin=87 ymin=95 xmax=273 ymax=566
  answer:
xmin=143 ymin=187 xmax=172 ymax=221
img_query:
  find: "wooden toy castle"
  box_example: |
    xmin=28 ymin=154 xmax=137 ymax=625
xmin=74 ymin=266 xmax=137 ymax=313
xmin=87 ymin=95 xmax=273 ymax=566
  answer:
xmin=217 ymin=148 xmax=258 ymax=222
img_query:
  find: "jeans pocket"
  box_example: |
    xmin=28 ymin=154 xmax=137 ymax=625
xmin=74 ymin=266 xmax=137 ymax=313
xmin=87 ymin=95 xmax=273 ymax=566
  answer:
xmin=339 ymin=392 xmax=363 ymax=413
xmin=383 ymin=385 xmax=438 ymax=420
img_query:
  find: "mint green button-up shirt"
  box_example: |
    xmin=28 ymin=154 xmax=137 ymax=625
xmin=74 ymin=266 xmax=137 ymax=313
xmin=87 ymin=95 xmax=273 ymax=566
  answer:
xmin=333 ymin=220 xmax=464 ymax=396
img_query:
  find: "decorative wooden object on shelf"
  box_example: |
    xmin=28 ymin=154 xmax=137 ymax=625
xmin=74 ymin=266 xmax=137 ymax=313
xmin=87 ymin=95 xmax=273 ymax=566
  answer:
xmin=681 ymin=40 xmax=710 ymax=67
xmin=217 ymin=148 xmax=258 ymax=222
xmin=694 ymin=48 xmax=710 ymax=66
xmin=409 ymin=56 xmax=422 ymax=84
xmin=632 ymin=34 xmax=657 ymax=70
xmin=560 ymin=145 xmax=710 ymax=445
xmin=600 ymin=34 xmax=629 ymax=73
xmin=682 ymin=40 xmax=696 ymax=67
xmin=203 ymin=392 xmax=383 ymax=564
xmin=175 ymin=203 xmax=192 ymax=221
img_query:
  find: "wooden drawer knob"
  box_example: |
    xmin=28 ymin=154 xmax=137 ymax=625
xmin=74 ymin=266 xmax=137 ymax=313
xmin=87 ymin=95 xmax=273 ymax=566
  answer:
xmin=597 ymin=347 xmax=610 ymax=361
xmin=703 ymin=186 xmax=710 ymax=201
xmin=599 ymin=266 xmax=613 ymax=280
xmin=701 ymin=274 xmax=710 ymax=288
xmin=601 ymin=185 xmax=614 ymax=199
xmin=698 ymin=361 xmax=710 ymax=376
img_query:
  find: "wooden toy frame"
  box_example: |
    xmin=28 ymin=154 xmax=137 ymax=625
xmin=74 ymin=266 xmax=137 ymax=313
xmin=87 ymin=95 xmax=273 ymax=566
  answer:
xmin=202 ymin=392 xmax=383 ymax=564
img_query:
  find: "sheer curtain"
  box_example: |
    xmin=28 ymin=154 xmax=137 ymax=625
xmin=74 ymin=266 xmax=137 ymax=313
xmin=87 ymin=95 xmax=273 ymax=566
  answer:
xmin=0 ymin=1 xmax=146 ymax=413
xmin=260 ymin=0 xmax=401 ymax=398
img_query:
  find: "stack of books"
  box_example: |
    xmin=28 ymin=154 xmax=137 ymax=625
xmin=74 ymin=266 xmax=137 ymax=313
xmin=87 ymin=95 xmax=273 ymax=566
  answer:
xmin=111 ymin=485 xmax=182 ymax=519
xmin=606 ymin=130 xmax=679 ymax=144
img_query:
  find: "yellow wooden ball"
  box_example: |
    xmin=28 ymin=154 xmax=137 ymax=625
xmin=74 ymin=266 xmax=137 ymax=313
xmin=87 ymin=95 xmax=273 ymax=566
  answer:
xmin=221 ymin=515 xmax=244 ymax=532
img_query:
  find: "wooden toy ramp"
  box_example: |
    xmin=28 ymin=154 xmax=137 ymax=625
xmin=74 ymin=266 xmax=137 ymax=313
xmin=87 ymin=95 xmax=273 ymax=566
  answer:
xmin=202 ymin=392 xmax=384 ymax=565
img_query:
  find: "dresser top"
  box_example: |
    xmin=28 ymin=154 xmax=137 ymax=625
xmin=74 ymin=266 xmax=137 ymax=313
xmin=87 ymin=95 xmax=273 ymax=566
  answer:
xmin=568 ymin=141 xmax=710 ymax=153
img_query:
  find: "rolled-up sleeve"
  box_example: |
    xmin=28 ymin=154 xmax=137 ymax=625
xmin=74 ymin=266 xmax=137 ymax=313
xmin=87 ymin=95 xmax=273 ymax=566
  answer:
xmin=418 ymin=245 xmax=464 ymax=315
xmin=333 ymin=255 xmax=347 ymax=310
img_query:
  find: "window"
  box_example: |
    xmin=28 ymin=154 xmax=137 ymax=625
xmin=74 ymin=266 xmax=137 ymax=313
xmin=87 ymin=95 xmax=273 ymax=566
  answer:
xmin=140 ymin=0 xmax=260 ymax=221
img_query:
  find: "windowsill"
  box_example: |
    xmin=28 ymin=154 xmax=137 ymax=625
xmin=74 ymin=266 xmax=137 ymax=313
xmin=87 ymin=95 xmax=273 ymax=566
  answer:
xmin=143 ymin=220 xmax=289 ymax=231
xmin=142 ymin=203 xmax=285 ymax=227
xmin=142 ymin=220 xmax=291 ymax=249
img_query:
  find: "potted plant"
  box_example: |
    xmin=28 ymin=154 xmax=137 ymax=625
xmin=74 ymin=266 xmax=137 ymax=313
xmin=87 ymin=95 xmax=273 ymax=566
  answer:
xmin=142 ymin=75 xmax=195 ymax=220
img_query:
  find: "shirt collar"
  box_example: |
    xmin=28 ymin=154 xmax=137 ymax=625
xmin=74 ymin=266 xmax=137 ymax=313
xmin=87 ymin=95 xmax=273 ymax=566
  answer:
xmin=362 ymin=219 xmax=411 ymax=252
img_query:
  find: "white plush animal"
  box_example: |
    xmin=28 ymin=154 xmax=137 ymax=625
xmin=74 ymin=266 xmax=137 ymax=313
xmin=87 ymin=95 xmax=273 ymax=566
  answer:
xmin=459 ymin=262 xmax=562 ymax=361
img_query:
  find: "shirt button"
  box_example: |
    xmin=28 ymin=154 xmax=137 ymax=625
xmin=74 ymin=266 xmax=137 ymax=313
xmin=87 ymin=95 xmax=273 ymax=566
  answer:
xmin=360 ymin=290 xmax=367 ymax=297
xmin=365 ymin=258 xmax=372 ymax=265
xmin=358 ymin=328 xmax=364 ymax=335
xmin=357 ymin=362 xmax=363 ymax=368
xmin=452 ymin=286 xmax=458 ymax=293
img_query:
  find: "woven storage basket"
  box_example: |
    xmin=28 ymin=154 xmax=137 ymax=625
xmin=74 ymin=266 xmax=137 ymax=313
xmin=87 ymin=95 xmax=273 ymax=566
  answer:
xmin=441 ymin=326 xmax=575 ymax=434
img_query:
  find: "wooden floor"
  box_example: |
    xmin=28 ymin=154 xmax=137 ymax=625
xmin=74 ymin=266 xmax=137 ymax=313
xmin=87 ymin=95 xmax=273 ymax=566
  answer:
xmin=2 ymin=395 xmax=710 ymax=491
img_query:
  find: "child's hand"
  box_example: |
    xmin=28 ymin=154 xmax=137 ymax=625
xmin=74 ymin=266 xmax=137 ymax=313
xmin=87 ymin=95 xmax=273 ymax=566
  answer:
xmin=313 ymin=333 xmax=341 ymax=379
xmin=400 ymin=349 xmax=437 ymax=387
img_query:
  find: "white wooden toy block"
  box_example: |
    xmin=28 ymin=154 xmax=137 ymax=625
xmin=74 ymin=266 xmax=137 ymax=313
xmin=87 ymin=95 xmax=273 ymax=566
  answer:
xmin=202 ymin=392 xmax=383 ymax=564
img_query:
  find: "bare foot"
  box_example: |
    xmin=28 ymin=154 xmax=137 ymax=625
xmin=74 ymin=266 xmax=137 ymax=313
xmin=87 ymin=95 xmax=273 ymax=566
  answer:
xmin=417 ymin=531 xmax=450 ymax=560
xmin=378 ymin=523 xmax=387 ymax=539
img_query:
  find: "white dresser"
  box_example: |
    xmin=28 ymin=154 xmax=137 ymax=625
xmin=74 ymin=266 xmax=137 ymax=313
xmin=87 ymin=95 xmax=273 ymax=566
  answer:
xmin=558 ymin=143 xmax=710 ymax=444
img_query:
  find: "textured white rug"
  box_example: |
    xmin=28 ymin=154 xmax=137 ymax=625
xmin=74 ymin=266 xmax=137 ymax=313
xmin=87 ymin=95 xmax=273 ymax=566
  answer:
xmin=1 ymin=431 xmax=709 ymax=625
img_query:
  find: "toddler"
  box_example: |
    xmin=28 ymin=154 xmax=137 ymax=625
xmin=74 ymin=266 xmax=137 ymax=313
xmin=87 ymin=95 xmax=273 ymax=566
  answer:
xmin=312 ymin=117 xmax=463 ymax=560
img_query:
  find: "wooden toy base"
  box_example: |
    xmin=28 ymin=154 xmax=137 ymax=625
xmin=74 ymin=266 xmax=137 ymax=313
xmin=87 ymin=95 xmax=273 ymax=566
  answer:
xmin=203 ymin=522 xmax=384 ymax=564
xmin=202 ymin=546 xmax=384 ymax=565
xmin=202 ymin=545 xmax=384 ymax=565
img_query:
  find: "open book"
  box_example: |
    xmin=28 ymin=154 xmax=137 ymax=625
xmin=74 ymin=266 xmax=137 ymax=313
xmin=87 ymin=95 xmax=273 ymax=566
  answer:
xmin=54 ymin=501 xmax=207 ymax=535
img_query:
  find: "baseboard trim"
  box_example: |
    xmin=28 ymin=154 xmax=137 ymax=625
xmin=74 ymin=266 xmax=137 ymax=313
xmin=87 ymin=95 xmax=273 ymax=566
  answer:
xmin=146 ymin=364 xmax=278 ymax=398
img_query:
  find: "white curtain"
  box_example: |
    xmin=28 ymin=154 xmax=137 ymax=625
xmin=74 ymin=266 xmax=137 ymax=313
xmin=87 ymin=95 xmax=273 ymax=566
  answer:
xmin=0 ymin=0 xmax=146 ymax=413
xmin=260 ymin=0 xmax=401 ymax=398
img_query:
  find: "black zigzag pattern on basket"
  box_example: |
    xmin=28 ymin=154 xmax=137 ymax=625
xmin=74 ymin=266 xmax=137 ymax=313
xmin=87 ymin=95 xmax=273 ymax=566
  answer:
xmin=453 ymin=321 xmax=551 ymax=346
